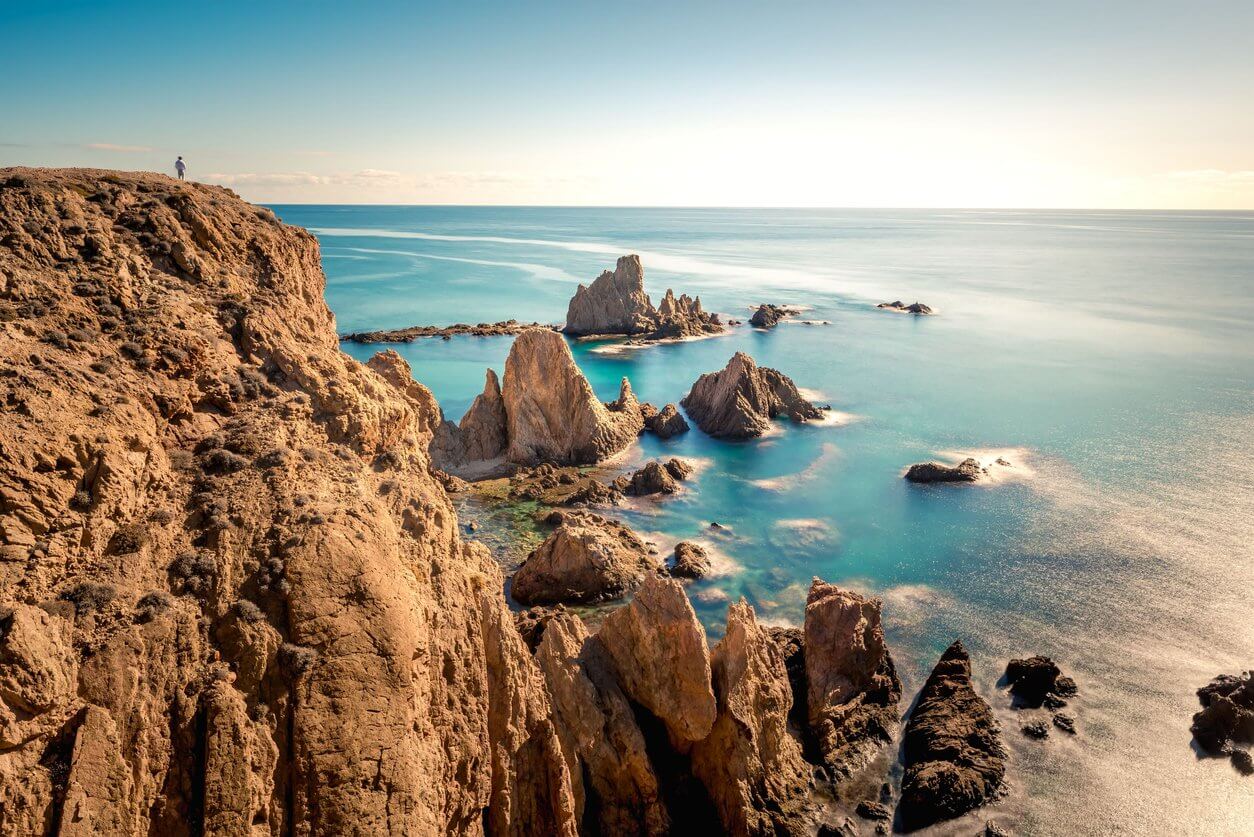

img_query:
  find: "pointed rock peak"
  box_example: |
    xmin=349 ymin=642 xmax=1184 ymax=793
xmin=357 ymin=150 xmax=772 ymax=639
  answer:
xmin=483 ymin=367 xmax=501 ymax=396
xmin=614 ymin=377 xmax=639 ymax=409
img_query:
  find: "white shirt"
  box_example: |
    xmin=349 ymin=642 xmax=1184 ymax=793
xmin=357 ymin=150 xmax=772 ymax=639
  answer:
xmin=175 ymin=159 xmax=186 ymax=173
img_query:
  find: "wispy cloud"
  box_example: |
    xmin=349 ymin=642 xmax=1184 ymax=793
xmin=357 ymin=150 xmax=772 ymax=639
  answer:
xmin=84 ymin=142 xmax=154 ymax=153
xmin=203 ymin=169 xmax=406 ymax=187
xmin=1167 ymin=169 xmax=1254 ymax=182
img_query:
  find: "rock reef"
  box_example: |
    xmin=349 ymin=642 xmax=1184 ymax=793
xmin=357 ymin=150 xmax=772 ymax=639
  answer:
xmin=342 ymin=319 xmax=557 ymax=342
xmin=904 ymin=458 xmax=984 ymax=483
xmin=682 ymin=352 xmax=824 ymax=438
xmin=563 ymin=255 xmax=723 ymax=341
xmin=899 ymin=641 xmax=1006 ymax=831
xmin=877 ymin=301 xmax=934 ymax=315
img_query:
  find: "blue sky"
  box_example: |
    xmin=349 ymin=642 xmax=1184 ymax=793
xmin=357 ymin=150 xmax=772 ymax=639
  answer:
xmin=2 ymin=0 xmax=1252 ymax=207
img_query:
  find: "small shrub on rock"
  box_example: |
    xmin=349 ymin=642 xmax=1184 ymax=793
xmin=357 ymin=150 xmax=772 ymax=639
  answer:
xmin=109 ymin=523 xmax=148 ymax=554
xmin=202 ymin=448 xmax=248 ymax=475
xmin=169 ymin=551 xmax=217 ymax=596
xmin=61 ymin=582 xmax=117 ymax=613
xmin=280 ymin=643 xmax=318 ymax=678
xmin=233 ymin=599 xmax=265 ymax=622
xmin=135 ymin=591 xmax=173 ymax=623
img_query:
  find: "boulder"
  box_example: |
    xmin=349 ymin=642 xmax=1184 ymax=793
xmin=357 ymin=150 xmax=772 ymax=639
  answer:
xmin=803 ymin=580 xmax=902 ymax=779
xmin=535 ymin=612 xmax=670 ymax=835
xmin=623 ymin=461 xmax=680 ymax=496
xmin=1191 ymin=671 xmax=1254 ymax=762
xmin=904 ymin=458 xmax=983 ymax=483
xmin=1004 ymin=655 xmax=1077 ymax=708
xmin=681 ymin=353 xmax=823 ymax=439
xmin=898 ymin=641 xmax=1006 ymax=831
xmin=503 ymin=329 xmax=644 ymax=465
xmin=668 ymin=542 xmax=711 ymax=580
xmin=691 ymin=600 xmax=812 ymax=835
xmin=749 ymin=304 xmax=785 ymax=328
xmin=598 ymin=575 xmax=717 ymax=744
xmin=511 ymin=512 xmax=658 ymax=606
xmin=644 ymin=404 xmax=690 ymax=439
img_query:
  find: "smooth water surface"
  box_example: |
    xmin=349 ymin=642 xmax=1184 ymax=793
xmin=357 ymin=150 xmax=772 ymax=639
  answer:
xmin=274 ymin=205 xmax=1254 ymax=836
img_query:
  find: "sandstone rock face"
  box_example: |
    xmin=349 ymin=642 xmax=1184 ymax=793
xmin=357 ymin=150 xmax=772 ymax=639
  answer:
xmin=643 ymin=403 xmax=690 ymax=439
xmin=804 ymin=580 xmax=902 ymax=779
xmin=535 ymin=612 xmax=669 ymax=835
xmin=899 ymin=641 xmax=1006 ymax=831
xmin=904 ymin=458 xmax=983 ymax=483
xmin=511 ymin=512 xmax=658 ymax=605
xmin=0 ymin=168 xmax=575 ymax=835
xmin=682 ymin=353 xmax=823 ymax=439
xmin=459 ymin=368 xmax=509 ymax=462
xmin=599 ymin=575 xmax=717 ymax=744
xmin=503 ymin=329 xmax=644 ymax=465
xmin=669 ymin=542 xmax=711 ymax=580
xmin=563 ymin=255 xmax=722 ymax=340
xmin=691 ymin=600 xmax=811 ymax=836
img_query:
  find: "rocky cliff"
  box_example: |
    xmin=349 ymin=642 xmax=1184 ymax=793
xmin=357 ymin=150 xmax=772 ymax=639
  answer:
xmin=0 ymin=168 xmax=576 ymax=835
xmin=562 ymin=255 xmax=722 ymax=340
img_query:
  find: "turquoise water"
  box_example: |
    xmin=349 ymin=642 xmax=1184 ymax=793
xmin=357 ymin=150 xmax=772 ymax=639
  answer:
xmin=275 ymin=206 xmax=1254 ymax=835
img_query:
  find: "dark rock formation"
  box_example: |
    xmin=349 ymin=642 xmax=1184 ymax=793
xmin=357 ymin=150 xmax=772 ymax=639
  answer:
xmin=621 ymin=459 xmax=692 ymax=496
xmin=511 ymin=512 xmax=659 ymax=605
xmin=877 ymin=301 xmax=934 ymax=315
xmin=904 ymin=458 xmax=984 ymax=483
xmin=1022 ymin=720 xmax=1050 ymax=740
xmin=1191 ymin=671 xmax=1254 ymax=773
xmin=804 ymin=580 xmax=903 ymax=780
xmin=750 ymin=304 xmax=785 ymax=328
xmin=681 ymin=352 xmax=823 ymax=439
xmin=898 ymin=641 xmax=1006 ymax=831
xmin=341 ymin=319 xmax=557 ymax=342
xmin=668 ymin=542 xmax=711 ymax=579
xmin=643 ymin=403 xmax=690 ymax=439
xmin=563 ymin=255 xmax=722 ymax=341
xmin=1004 ymin=655 xmax=1078 ymax=708
xmin=1052 ymin=713 xmax=1077 ymax=735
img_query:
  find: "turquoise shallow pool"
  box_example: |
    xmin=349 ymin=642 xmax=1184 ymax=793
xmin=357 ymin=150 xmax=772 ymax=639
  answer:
xmin=275 ymin=205 xmax=1254 ymax=835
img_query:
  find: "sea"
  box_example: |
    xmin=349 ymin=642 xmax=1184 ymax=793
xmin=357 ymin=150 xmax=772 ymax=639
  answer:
xmin=270 ymin=205 xmax=1254 ymax=836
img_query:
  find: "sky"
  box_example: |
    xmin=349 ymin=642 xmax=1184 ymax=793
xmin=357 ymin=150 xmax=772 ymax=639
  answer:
xmin=2 ymin=0 xmax=1252 ymax=208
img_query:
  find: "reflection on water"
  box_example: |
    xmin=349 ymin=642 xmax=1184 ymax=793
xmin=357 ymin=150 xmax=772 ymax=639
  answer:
xmin=276 ymin=205 xmax=1254 ymax=835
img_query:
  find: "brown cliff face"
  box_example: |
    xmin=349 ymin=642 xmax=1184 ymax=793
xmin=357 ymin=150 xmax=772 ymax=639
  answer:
xmin=0 ymin=168 xmax=573 ymax=835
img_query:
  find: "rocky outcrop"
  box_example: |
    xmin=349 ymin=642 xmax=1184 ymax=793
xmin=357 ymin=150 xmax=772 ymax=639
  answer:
xmin=598 ymin=575 xmax=717 ymax=744
xmin=0 ymin=168 xmax=577 ymax=835
xmin=691 ymin=600 xmax=812 ymax=835
xmin=621 ymin=459 xmax=692 ymax=497
xmin=511 ymin=512 xmax=658 ymax=605
xmin=507 ymin=464 xmax=623 ymax=507
xmin=1191 ymin=672 xmax=1254 ymax=774
xmin=1004 ymin=655 xmax=1078 ymax=708
xmin=563 ymin=255 xmax=722 ymax=341
xmin=535 ymin=612 xmax=670 ymax=835
xmin=342 ymin=319 xmax=557 ymax=342
xmin=877 ymin=301 xmax=933 ymax=315
xmin=643 ymin=403 xmax=690 ymax=439
xmin=749 ymin=304 xmax=785 ymax=328
xmin=899 ymin=641 xmax=1006 ymax=831
xmin=804 ymin=580 xmax=902 ymax=780
xmin=504 ymin=329 xmax=645 ymax=465
xmin=904 ymin=458 xmax=984 ymax=483
xmin=458 ymin=368 xmax=510 ymax=462
xmin=681 ymin=353 xmax=823 ymax=439
xmin=669 ymin=542 xmax=710 ymax=580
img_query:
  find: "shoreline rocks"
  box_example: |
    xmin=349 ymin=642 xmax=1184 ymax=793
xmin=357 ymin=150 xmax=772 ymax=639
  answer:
xmin=898 ymin=641 xmax=1006 ymax=831
xmin=1191 ymin=671 xmax=1254 ymax=775
xmin=511 ymin=511 xmax=659 ymax=605
xmin=341 ymin=319 xmax=557 ymax=342
xmin=877 ymin=301 xmax=934 ymax=315
xmin=681 ymin=352 xmax=824 ymax=439
xmin=563 ymin=255 xmax=723 ymax=341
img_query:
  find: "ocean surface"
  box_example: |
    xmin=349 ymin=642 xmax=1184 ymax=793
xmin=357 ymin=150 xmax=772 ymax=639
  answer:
xmin=272 ymin=205 xmax=1254 ymax=836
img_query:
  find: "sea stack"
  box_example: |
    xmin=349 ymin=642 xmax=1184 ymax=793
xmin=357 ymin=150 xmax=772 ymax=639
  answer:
xmin=562 ymin=255 xmax=723 ymax=340
xmin=681 ymin=352 xmax=823 ymax=438
xmin=502 ymin=329 xmax=645 ymax=465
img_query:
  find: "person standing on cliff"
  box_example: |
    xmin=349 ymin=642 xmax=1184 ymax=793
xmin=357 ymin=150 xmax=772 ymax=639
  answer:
xmin=175 ymin=156 xmax=186 ymax=180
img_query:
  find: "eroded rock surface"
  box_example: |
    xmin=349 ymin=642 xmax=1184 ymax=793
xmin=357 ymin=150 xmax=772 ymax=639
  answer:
xmin=503 ymin=329 xmax=645 ymax=465
xmin=904 ymin=458 xmax=984 ymax=483
xmin=511 ymin=512 xmax=658 ymax=605
xmin=681 ymin=352 xmax=823 ymax=439
xmin=563 ymin=255 xmax=723 ymax=341
xmin=899 ymin=641 xmax=1006 ymax=831
xmin=668 ymin=542 xmax=711 ymax=580
xmin=643 ymin=403 xmax=690 ymax=439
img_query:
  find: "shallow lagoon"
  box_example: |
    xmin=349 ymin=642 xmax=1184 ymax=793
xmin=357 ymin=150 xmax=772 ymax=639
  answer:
xmin=276 ymin=205 xmax=1254 ymax=835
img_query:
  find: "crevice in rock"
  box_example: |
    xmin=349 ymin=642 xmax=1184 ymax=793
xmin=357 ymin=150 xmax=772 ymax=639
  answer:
xmin=627 ymin=698 xmax=720 ymax=833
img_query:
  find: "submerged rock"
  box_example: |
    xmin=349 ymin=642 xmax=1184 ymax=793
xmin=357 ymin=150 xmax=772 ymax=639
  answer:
xmin=503 ymin=329 xmax=644 ymax=465
xmin=598 ymin=575 xmax=718 ymax=744
xmin=904 ymin=458 xmax=984 ymax=483
xmin=643 ymin=403 xmax=690 ymax=439
xmin=511 ymin=512 xmax=658 ymax=605
xmin=898 ymin=641 xmax=1006 ymax=831
xmin=691 ymin=600 xmax=812 ymax=835
xmin=668 ymin=542 xmax=711 ymax=580
xmin=563 ymin=255 xmax=722 ymax=340
xmin=804 ymin=580 xmax=903 ymax=780
xmin=681 ymin=352 xmax=823 ymax=439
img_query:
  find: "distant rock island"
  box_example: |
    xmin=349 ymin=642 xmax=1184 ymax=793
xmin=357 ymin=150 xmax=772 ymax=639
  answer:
xmin=682 ymin=352 xmax=824 ymax=438
xmin=563 ymin=254 xmax=724 ymax=341
xmin=342 ymin=319 xmax=557 ymax=342
xmin=877 ymin=300 xmax=934 ymax=314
